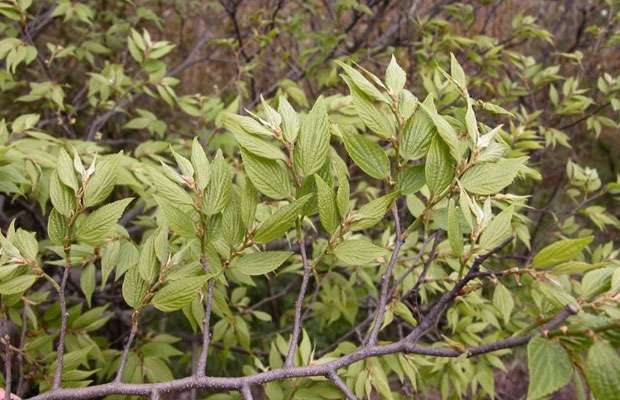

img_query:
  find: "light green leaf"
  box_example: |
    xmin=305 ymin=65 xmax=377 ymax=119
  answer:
xmin=191 ymin=138 xmax=210 ymax=191
xmin=48 ymin=209 xmax=68 ymax=245
xmin=479 ymin=206 xmax=513 ymax=252
xmin=57 ymin=148 xmax=78 ymax=191
xmin=100 ymin=241 xmax=120 ymax=289
xmin=493 ymin=282 xmax=513 ymax=325
xmin=294 ymin=97 xmax=330 ymax=177
xmin=461 ymin=157 xmax=527 ymax=195
xmin=253 ymin=194 xmax=313 ymax=244
xmin=138 ymin=234 xmax=158 ymax=284
xmin=314 ymin=174 xmax=338 ymax=234
xmin=241 ymin=149 xmax=292 ymax=200
xmin=75 ymin=198 xmax=133 ymax=245
xmin=342 ymin=75 xmax=396 ymax=138
xmin=397 ymin=165 xmax=425 ymax=195
xmin=400 ymin=110 xmax=435 ymax=161
xmin=450 ymin=53 xmax=466 ymax=89
xmin=337 ymin=61 xmax=387 ymax=103
xmin=122 ymin=266 xmax=148 ymax=308
xmin=585 ymin=341 xmax=620 ymax=400
xmin=350 ymin=192 xmax=398 ymax=231
xmin=0 ymin=274 xmax=37 ymax=295
xmin=152 ymin=276 xmax=209 ymax=312
xmin=80 ymin=263 xmax=96 ymax=307
xmin=527 ymin=336 xmax=573 ymax=400
xmin=234 ymin=131 xmax=286 ymax=160
xmin=425 ymin=136 xmax=454 ymax=197
xmin=419 ymin=95 xmax=461 ymax=162
xmin=385 ymin=55 xmax=406 ymax=94
xmin=203 ymin=150 xmax=231 ymax=215
xmin=83 ymin=153 xmax=121 ymax=207
xmin=155 ymin=195 xmax=196 ymax=238
xmin=231 ymin=251 xmax=292 ymax=275
xmin=533 ymin=236 xmax=593 ymax=269
xmin=240 ymin=177 xmax=257 ymax=229
xmin=447 ymin=199 xmax=463 ymax=257
xmin=341 ymin=130 xmax=390 ymax=180
xmin=222 ymin=112 xmax=273 ymax=137
xmin=50 ymin=170 xmax=75 ymax=217
xmin=278 ymin=96 xmax=299 ymax=143
xmin=333 ymin=239 xmax=386 ymax=265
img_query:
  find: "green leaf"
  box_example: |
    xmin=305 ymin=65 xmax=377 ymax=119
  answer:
xmin=527 ymin=336 xmax=573 ymax=400
xmin=0 ymin=274 xmax=37 ymax=295
xmin=400 ymin=110 xmax=435 ymax=161
xmin=333 ymin=239 xmax=386 ymax=265
xmin=203 ymin=150 xmax=231 ymax=215
xmin=152 ymin=276 xmax=209 ymax=312
xmin=80 ymin=263 xmax=96 ymax=308
xmin=138 ymin=234 xmax=158 ymax=284
xmin=234 ymin=131 xmax=286 ymax=160
xmin=461 ymin=158 xmax=527 ymax=195
xmin=425 ymin=136 xmax=454 ymax=197
xmin=122 ymin=265 xmax=148 ymax=309
xmin=585 ymin=341 xmax=620 ymax=400
xmin=170 ymin=147 xmax=194 ymax=178
xmin=341 ymin=130 xmax=390 ymax=180
xmin=385 ymin=55 xmax=406 ymax=94
xmin=50 ymin=170 xmax=76 ymax=217
xmin=241 ymin=149 xmax=292 ymax=200
xmin=100 ymin=241 xmax=120 ymax=289
xmin=253 ymin=194 xmax=313 ymax=244
xmin=75 ymin=198 xmax=133 ymax=245
xmin=533 ymin=236 xmax=593 ymax=269
xmin=350 ymin=192 xmax=398 ymax=231
xmin=83 ymin=153 xmax=121 ymax=207
xmin=48 ymin=209 xmax=68 ymax=245
xmin=223 ymin=112 xmax=273 ymax=137
xmin=240 ymin=177 xmax=257 ymax=229
xmin=314 ymin=174 xmax=338 ymax=234
xmin=294 ymin=97 xmax=330 ymax=177
xmin=493 ymin=282 xmax=514 ymax=325
xmin=230 ymin=251 xmax=292 ymax=275
xmin=397 ymin=165 xmax=425 ymax=195
xmin=191 ymin=138 xmax=210 ymax=191
xmin=155 ymin=195 xmax=196 ymax=238
xmin=450 ymin=53 xmax=466 ymax=89
xmin=419 ymin=95 xmax=461 ymax=162
xmin=342 ymin=75 xmax=396 ymax=138
xmin=447 ymin=199 xmax=463 ymax=257
xmin=337 ymin=61 xmax=386 ymax=103
xmin=278 ymin=96 xmax=300 ymax=143
xmin=57 ymin=148 xmax=78 ymax=191
xmin=479 ymin=206 xmax=513 ymax=252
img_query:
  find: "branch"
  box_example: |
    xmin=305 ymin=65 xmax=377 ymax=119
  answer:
xmin=114 ymin=318 xmax=139 ymax=383
xmin=3 ymin=335 xmax=12 ymax=400
xmin=51 ymin=249 xmax=72 ymax=390
xmin=327 ymin=370 xmax=357 ymax=400
xmin=240 ymin=384 xmax=253 ymax=400
xmin=284 ymin=228 xmax=311 ymax=367
xmin=366 ymin=204 xmax=403 ymax=346
xmin=16 ymin=306 xmax=28 ymax=397
xmin=196 ymin=257 xmax=215 ymax=377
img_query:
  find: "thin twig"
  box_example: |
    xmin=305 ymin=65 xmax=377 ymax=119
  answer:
xmin=51 ymin=249 xmax=72 ymax=390
xmin=196 ymin=274 xmax=214 ymax=377
xmin=16 ymin=306 xmax=28 ymax=397
xmin=366 ymin=204 xmax=403 ymax=346
xmin=327 ymin=370 xmax=357 ymax=400
xmin=284 ymin=228 xmax=311 ymax=368
xmin=114 ymin=320 xmax=138 ymax=383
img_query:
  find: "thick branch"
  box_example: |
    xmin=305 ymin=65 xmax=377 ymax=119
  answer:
xmin=327 ymin=370 xmax=357 ymax=400
xmin=366 ymin=204 xmax=403 ymax=346
xmin=240 ymin=384 xmax=253 ymax=400
xmin=284 ymin=229 xmax=311 ymax=367
xmin=16 ymin=306 xmax=28 ymax=397
xmin=26 ymin=302 xmax=577 ymax=400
